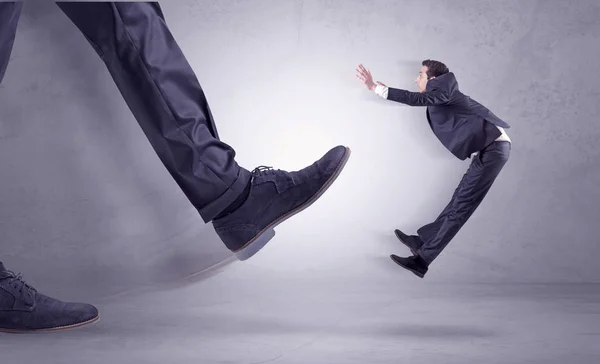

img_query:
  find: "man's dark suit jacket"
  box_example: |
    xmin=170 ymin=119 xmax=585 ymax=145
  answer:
xmin=386 ymin=72 xmax=510 ymax=160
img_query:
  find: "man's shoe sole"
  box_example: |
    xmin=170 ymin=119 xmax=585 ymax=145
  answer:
xmin=233 ymin=147 xmax=351 ymax=261
xmin=0 ymin=314 xmax=99 ymax=333
xmin=394 ymin=229 xmax=419 ymax=256
xmin=390 ymin=254 xmax=425 ymax=278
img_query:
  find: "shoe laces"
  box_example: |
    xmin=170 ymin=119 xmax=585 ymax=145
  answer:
xmin=1 ymin=271 xmax=37 ymax=296
xmin=251 ymin=165 xmax=277 ymax=176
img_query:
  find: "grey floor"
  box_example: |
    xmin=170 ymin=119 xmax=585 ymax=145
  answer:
xmin=2 ymin=1 xmax=600 ymax=363
xmin=2 ymin=263 xmax=599 ymax=363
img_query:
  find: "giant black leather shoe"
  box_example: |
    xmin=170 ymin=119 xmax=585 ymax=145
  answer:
xmin=0 ymin=265 xmax=99 ymax=333
xmin=213 ymin=145 xmax=351 ymax=260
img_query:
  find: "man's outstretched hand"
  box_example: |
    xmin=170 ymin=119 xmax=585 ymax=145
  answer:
xmin=356 ymin=64 xmax=375 ymax=90
xmin=356 ymin=64 xmax=385 ymax=91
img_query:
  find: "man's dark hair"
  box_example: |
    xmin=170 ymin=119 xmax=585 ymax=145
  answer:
xmin=422 ymin=60 xmax=449 ymax=79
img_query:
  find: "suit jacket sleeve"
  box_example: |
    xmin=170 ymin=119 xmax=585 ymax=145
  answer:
xmin=386 ymin=87 xmax=450 ymax=106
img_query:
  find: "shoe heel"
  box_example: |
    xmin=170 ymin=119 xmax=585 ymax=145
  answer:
xmin=234 ymin=228 xmax=276 ymax=261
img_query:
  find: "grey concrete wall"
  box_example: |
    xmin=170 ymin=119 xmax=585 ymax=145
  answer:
xmin=0 ymin=0 xmax=599 ymax=300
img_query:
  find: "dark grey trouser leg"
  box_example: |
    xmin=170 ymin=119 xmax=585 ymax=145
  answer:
xmin=55 ymin=2 xmax=251 ymax=223
xmin=0 ymin=2 xmax=23 ymax=85
xmin=0 ymin=2 xmax=23 ymax=268
xmin=416 ymin=141 xmax=511 ymax=264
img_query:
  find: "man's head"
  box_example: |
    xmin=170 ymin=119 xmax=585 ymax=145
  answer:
xmin=415 ymin=59 xmax=449 ymax=92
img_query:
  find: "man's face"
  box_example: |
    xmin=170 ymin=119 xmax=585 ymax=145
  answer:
xmin=415 ymin=66 xmax=431 ymax=93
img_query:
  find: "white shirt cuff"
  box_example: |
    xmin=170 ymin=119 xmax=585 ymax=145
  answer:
xmin=374 ymin=84 xmax=389 ymax=99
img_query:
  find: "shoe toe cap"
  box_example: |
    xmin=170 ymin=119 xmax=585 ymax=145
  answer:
xmin=36 ymin=294 xmax=99 ymax=328
xmin=319 ymin=145 xmax=348 ymax=173
xmin=69 ymin=302 xmax=99 ymax=323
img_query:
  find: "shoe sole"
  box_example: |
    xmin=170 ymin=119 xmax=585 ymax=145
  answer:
xmin=390 ymin=254 xmax=425 ymax=278
xmin=234 ymin=146 xmax=352 ymax=261
xmin=0 ymin=314 xmax=100 ymax=334
xmin=394 ymin=229 xmax=419 ymax=256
